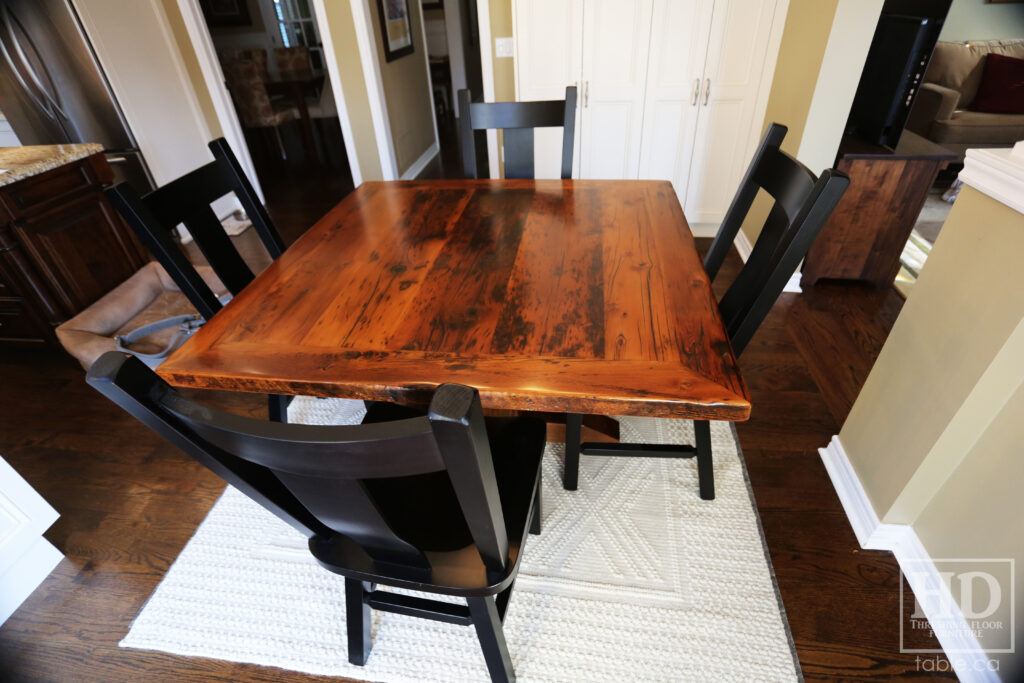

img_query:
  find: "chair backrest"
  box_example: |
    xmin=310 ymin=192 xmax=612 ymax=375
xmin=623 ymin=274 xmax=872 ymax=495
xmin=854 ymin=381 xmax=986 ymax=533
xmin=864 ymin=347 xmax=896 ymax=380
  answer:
xmin=706 ymin=123 xmax=850 ymax=355
xmin=86 ymin=352 xmax=511 ymax=574
xmin=223 ymin=59 xmax=279 ymax=128
xmin=106 ymin=138 xmax=285 ymax=320
xmin=223 ymin=47 xmax=270 ymax=81
xmin=457 ymin=86 xmax=577 ymax=179
xmin=274 ymin=46 xmax=312 ymax=80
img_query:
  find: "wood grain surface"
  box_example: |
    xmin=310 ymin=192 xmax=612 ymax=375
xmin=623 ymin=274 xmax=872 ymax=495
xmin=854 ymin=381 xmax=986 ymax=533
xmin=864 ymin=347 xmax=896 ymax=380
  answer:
xmin=159 ymin=180 xmax=750 ymax=420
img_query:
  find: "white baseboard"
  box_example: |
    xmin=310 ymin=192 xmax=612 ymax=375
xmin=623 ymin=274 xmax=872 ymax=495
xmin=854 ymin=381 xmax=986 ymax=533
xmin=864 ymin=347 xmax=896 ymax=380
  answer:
xmin=401 ymin=142 xmax=440 ymax=181
xmin=0 ymin=537 xmax=62 ymax=625
xmin=734 ymin=229 xmax=753 ymax=263
xmin=689 ymin=224 xmax=754 ymax=265
xmin=819 ymin=435 xmax=998 ymax=682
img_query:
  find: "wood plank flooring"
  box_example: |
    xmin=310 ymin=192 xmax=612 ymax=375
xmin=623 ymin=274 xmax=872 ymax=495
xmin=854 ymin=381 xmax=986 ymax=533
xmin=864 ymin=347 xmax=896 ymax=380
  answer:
xmin=0 ymin=239 xmax=954 ymax=681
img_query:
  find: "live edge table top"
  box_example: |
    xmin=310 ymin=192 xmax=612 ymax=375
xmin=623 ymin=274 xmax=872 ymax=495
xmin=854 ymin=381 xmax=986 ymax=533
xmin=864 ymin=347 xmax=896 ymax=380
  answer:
xmin=158 ymin=180 xmax=751 ymax=421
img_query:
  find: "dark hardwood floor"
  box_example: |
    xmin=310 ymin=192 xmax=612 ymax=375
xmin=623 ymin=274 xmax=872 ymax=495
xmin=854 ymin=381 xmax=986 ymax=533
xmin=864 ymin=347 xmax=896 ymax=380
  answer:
xmin=0 ymin=227 xmax=953 ymax=680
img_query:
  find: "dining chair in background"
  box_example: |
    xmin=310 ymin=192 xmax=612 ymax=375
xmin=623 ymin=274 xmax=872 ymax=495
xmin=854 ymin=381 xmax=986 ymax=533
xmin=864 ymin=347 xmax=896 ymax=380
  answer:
xmin=87 ymin=352 xmax=545 ymax=683
xmin=562 ymin=122 xmax=850 ymax=500
xmin=106 ymin=138 xmax=292 ymax=421
xmin=223 ymin=59 xmax=298 ymax=159
xmin=273 ymin=46 xmax=313 ymax=80
xmin=457 ymin=86 xmax=577 ymax=179
xmin=222 ymin=47 xmax=270 ymax=82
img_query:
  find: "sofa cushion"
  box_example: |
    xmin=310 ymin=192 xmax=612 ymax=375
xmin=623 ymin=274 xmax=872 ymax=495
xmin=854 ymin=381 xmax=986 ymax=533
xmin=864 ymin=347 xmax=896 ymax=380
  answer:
xmin=925 ymin=40 xmax=1024 ymax=108
xmin=971 ymin=54 xmax=1024 ymax=114
xmin=929 ymin=110 xmax=1024 ymax=145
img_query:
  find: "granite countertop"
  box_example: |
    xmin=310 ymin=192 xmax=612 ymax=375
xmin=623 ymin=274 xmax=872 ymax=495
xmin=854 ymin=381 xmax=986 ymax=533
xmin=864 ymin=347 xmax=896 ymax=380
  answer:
xmin=0 ymin=143 xmax=104 ymax=188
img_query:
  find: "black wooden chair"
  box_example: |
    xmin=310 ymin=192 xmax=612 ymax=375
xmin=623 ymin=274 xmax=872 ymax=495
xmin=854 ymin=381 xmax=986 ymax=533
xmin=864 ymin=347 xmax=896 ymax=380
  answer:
xmin=87 ymin=351 xmax=545 ymax=683
xmin=458 ymin=86 xmax=577 ymax=179
xmin=562 ymin=123 xmax=850 ymax=500
xmin=106 ymin=137 xmax=292 ymax=421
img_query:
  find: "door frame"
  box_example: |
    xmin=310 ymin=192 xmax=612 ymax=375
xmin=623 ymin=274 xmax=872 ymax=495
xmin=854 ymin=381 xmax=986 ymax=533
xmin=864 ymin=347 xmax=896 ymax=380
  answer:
xmin=176 ymin=0 xmax=365 ymax=187
xmin=476 ymin=0 xmax=500 ymax=178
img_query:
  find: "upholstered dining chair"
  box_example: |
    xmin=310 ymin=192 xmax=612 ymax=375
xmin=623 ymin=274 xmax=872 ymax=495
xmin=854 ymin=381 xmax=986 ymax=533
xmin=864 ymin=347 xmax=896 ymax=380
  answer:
xmin=106 ymin=137 xmax=292 ymax=421
xmin=273 ymin=46 xmax=313 ymax=80
xmin=457 ymin=86 xmax=577 ymax=179
xmin=562 ymin=123 xmax=850 ymax=500
xmin=223 ymin=59 xmax=297 ymax=159
xmin=87 ymin=352 xmax=545 ymax=683
xmin=222 ymin=47 xmax=270 ymax=82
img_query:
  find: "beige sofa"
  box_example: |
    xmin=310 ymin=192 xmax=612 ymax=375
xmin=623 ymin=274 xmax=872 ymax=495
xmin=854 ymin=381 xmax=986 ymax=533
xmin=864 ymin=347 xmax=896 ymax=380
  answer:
xmin=906 ymin=39 xmax=1024 ymax=157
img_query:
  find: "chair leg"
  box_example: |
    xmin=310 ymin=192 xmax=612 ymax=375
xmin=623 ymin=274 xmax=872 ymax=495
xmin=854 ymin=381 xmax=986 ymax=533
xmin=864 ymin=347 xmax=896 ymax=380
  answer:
xmin=345 ymin=578 xmax=373 ymax=665
xmin=273 ymin=125 xmax=287 ymax=160
xmin=694 ymin=420 xmax=715 ymax=500
xmin=268 ymin=394 xmax=292 ymax=423
xmin=529 ymin=475 xmax=541 ymax=535
xmin=468 ymin=596 xmax=515 ymax=683
xmin=563 ymin=413 xmax=582 ymax=490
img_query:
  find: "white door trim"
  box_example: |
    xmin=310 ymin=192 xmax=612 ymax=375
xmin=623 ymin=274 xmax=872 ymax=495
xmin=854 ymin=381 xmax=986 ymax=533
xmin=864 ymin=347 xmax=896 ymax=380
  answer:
xmin=476 ymin=0 xmax=500 ymax=178
xmin=416 ymin=0 xmax=441 ymax=174
xmin=175 ymin=0 xmax=265 ymax=201
xmin=311 ymin=0 xmax=363 ymax=186
xmin=350 ymin=0 xmax=399 ymax=180
xmin=819 ymin=435 xmax=1000 ymax=683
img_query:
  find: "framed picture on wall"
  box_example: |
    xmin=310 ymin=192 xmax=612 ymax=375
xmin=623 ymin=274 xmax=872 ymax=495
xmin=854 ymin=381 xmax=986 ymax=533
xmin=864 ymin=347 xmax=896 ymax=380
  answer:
xmin=378 ymin=0 xmax=415 ymax=62
xmin=199 ymin=0 xmax=253 ymax=28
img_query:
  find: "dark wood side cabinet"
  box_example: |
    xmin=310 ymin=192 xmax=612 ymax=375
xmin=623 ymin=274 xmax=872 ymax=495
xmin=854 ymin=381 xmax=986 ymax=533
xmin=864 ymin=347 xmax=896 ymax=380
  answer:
xmin=802 ymin=131 xmax=958 ymax=288
xmin=0 ymin=152 xmax=147 ymax=347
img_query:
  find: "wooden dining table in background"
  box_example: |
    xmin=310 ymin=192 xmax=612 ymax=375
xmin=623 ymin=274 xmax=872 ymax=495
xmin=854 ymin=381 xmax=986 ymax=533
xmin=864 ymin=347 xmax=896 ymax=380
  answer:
xmin=157 ymin=180 xmax=751 ymax=424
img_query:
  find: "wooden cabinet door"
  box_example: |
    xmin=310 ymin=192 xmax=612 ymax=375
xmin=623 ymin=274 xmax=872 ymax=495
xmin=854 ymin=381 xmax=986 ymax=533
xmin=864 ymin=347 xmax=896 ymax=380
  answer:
xmin=577 ymin=0 xmax=654 ymax=180
xmin=682 ymin=0 xmax=779 ymax=227
xmin=13 ymin=190 xmax=147 ymax=318
xmin=513 ymin=0 xmax=583 ymax=179
xmin=637 ymin=0 xmax=714 ymax=204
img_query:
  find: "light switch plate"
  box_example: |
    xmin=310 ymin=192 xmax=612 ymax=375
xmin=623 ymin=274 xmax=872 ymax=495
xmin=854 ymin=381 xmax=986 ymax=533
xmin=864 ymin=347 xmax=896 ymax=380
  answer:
xmin=495 ymin=37 xmax=514 ymax=58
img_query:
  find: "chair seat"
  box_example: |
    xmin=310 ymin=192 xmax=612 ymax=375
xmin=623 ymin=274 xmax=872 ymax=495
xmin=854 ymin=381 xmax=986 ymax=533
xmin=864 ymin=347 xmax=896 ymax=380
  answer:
xmin=308 ymin=402 xmax=545 ymax=597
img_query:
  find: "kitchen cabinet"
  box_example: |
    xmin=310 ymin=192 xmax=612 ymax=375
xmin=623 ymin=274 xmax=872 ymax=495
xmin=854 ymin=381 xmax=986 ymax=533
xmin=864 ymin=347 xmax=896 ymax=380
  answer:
xmin=513 ymin=0 xmax=783 ymax=227
xmin=0 ymin=145 xmax=148 ymax=347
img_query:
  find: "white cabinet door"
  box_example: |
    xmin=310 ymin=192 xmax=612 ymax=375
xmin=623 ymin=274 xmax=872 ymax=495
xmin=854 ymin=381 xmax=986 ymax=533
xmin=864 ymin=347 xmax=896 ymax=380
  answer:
xmin=513 ymin=0 xmax=583 ymax=179
xmin=683 ymin=0 xmax=778 ymax=225
xmin=637 ymin=0 xmax=714 ymax=206
xmin=577 ymin=0 xmax=654 ymax=179
xmin=0 ymin=457 xmax=62 ymax=624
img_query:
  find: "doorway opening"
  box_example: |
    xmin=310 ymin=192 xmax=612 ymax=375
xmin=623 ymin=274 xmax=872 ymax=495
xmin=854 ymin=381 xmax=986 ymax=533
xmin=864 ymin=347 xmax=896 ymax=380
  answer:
xmin=196 ymin=0 xmax=353 ymax=243
xmin=419 ymin=0 xmax=487 ymax=179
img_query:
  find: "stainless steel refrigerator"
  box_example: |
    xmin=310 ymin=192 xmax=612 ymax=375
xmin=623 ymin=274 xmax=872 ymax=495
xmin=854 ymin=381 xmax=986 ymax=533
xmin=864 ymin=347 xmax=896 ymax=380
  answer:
xmin=0 ymin=0 xmax=153 ymax=191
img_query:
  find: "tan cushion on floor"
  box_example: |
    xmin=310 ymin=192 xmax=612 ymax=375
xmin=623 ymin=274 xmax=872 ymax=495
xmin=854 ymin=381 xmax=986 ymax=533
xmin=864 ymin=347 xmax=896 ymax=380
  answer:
xmin=56 ymin=261 xmax=227 ymax=371
xmin=929 ymin=110 xmax=1024 ymax=144
xmin=925 ymin=40 xmax=1024 ymax=108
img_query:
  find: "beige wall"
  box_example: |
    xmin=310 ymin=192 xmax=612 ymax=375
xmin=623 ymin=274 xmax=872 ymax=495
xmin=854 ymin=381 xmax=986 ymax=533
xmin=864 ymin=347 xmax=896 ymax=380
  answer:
xmin=914 ymin=376 xmax=1024 ymax=678
xmin=940 ymin=0 xmax=1024 ymax=41
xmin=839 ymin=184 xmax=1024 ymax=674
xmin=489 ymin=0 xmax=514 ymax=101
xmin=840 ymin=186 xmax=1024 ymax=522
xmin=367 ymin=0 xmax=436 ymax=175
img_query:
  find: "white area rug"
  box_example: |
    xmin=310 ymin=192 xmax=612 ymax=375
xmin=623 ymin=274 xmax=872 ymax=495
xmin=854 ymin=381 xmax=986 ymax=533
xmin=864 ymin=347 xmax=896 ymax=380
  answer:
xmin=120 ymin=398 xmax=800 ymax=682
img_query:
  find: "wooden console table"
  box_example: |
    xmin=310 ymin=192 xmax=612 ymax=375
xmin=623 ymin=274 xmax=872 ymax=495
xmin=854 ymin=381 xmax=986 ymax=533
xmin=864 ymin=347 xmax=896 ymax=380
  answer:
xmin=802 ymin=131 xmax=958 ymax=287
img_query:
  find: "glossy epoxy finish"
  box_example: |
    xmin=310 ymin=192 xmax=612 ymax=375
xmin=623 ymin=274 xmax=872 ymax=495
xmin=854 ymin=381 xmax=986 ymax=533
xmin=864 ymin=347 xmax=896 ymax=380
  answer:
xmin=158 ymin=180 xmax=750 ymax=420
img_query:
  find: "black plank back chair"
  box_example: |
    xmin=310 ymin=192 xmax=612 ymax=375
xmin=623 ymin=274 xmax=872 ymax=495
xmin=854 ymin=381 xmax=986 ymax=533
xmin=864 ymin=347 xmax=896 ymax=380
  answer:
xmin=106 ymin=137 xmax=284 ymax=322
xmin=106 ymin=138 xmax=292 ymax=421
xmin=563 ymin=123 xmax=850 ymax=500
xmin=458 ymin=86 xmax=577 ymax=179
xmin=87 ymin=351 xmax=545 ymax=683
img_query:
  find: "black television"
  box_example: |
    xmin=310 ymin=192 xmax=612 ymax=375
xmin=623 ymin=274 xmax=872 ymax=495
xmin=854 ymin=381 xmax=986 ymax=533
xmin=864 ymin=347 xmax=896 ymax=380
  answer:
xmin=845 ymin=0 xmax=952 ymax=149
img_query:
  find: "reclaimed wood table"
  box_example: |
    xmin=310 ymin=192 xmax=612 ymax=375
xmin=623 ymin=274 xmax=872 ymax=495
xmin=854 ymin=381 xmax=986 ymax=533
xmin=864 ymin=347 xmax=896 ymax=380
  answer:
xmin=158 ymin=179 xmax=750 ymax=424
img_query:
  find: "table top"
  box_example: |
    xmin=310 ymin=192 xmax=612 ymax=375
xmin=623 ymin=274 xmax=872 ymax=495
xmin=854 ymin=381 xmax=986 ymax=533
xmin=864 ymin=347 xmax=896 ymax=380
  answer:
xmin=158 ymin=180 xmax=750 ymax=420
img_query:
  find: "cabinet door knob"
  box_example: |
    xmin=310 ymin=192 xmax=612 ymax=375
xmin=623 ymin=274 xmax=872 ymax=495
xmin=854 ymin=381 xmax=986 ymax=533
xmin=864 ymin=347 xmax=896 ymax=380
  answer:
xmin=584 ymin=80 xmax=590 ymax=108
xmin=691 ymin=78 xmax=700 ymax=106
xmin=703 ymin=78 xmax=711 ymax=106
